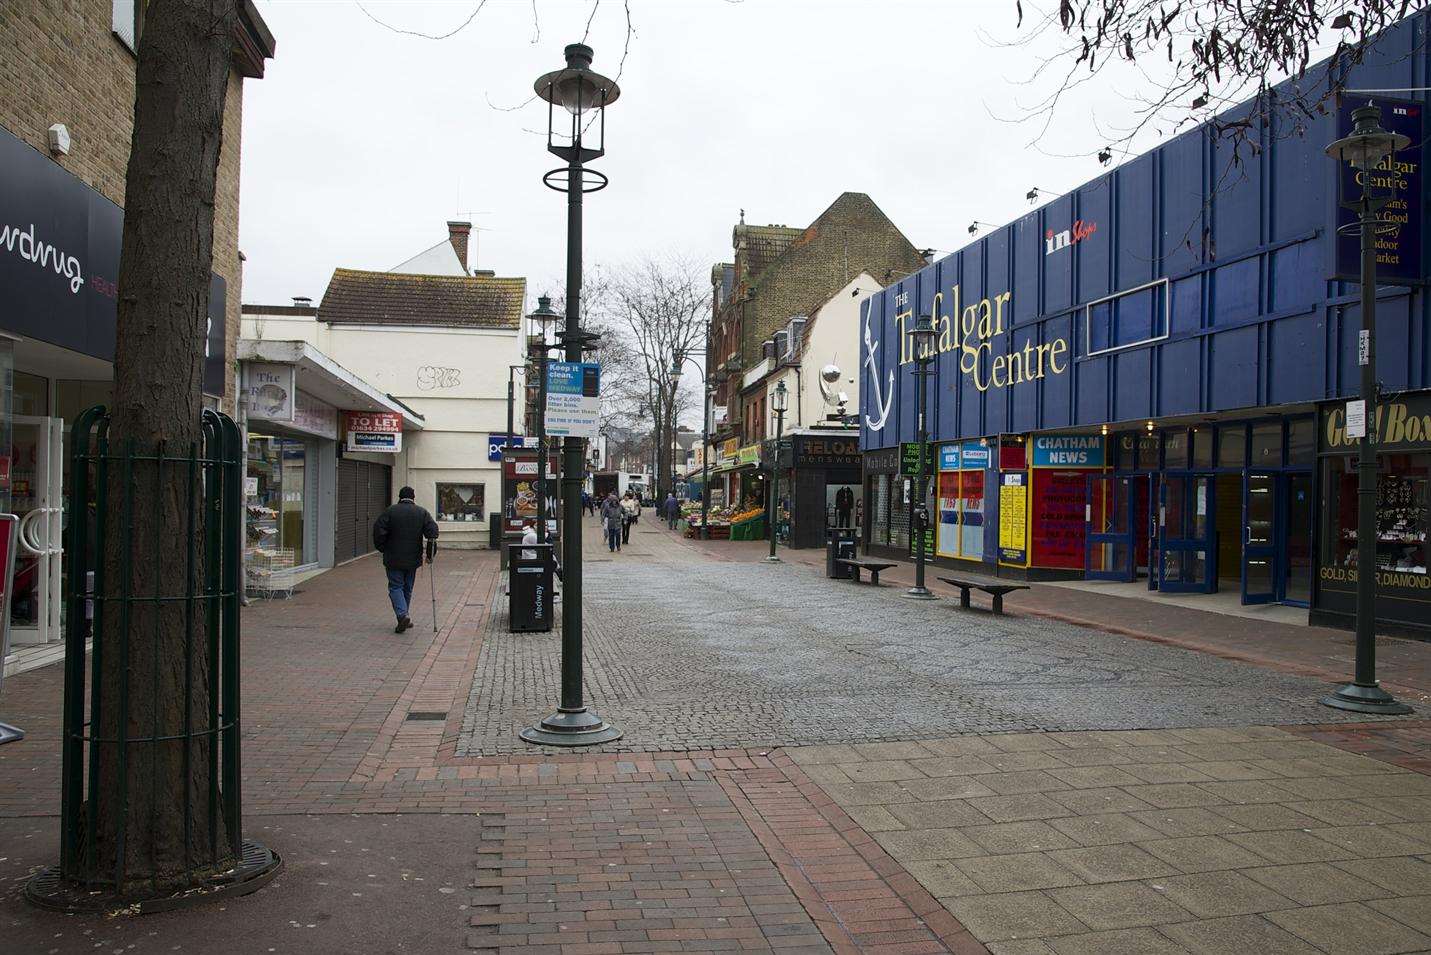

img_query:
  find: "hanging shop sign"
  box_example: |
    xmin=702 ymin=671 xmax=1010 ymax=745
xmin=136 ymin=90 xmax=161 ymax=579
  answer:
xmin=243 ymin=362 xmax=295 ymax=421
xmin=1031 ymin=435 xmax=1105 ymax=467
xmin=1323 ymin=392 xmax=1431 ymax=453
xmin=1333 ymin=96 xmax=1423 ymax=286
xmin=292 ymin=391 xmax=337 ymax=440
xmin=791 ymin=434 xmax=859 ymax=468
xmin=864 ymin=445 xmax=900 ymax=475
xmin=0 ymin=125 xmax=228 ymax=395
xmin=345 ymin=410 xmax=402 ymax=453
xmin=487 ymin=434 xmax=536 ymax=461
xmin=544 ymin=360 xmax=600 ymax=438
xmin=998 ymin=472 xmax=1028 ymax=565
xmin=900 ymin=441 xmax=935 ymax=475
xmin=737 ymin=444 xmax=761 ymax=466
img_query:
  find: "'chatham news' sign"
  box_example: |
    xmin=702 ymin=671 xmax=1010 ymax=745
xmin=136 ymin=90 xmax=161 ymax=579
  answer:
xmin=1334 ymin=95 xmax=1424 ymax=286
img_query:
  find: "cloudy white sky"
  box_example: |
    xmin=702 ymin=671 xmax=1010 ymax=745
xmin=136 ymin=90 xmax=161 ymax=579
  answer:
xmin=239 ymin=0 xmax=1187 ymax=308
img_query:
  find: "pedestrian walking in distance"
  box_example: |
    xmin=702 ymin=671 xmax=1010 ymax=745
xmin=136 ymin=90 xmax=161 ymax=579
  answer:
xmin=620 ymin=490 xmax=640 ymax=546
xmin=601 ymin=491 xmax=623 ymax=553
xmin=665 ymin=491 xmax=679 ymax=530
xmin=372 ymin=486 xmax=439 ymax=633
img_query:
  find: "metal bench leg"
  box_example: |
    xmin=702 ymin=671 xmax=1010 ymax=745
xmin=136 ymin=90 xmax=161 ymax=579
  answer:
xmin=992 ymin=593 xmax=1003 ymax=615
xmin=870 ymin=570 xmax=880 ymax=586
xmin=852 ymin=568 xmax=862 ymax=584
xmin=960 ymin=587 xmax=970 ymax=609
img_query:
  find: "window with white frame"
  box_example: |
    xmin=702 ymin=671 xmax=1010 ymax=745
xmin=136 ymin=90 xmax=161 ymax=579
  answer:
xmin=112 ymin=0 xmax=141 ymax=53
xmin=1084 ymin=278 xmax=1170 ymax=357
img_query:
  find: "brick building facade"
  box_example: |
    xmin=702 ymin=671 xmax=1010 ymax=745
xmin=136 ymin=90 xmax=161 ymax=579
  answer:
xmin=707 ymin=193 xmax=925 ymax=449
xmin=0 ymin=1 xmax=273 ymax=659
xmin=0 ymin=0 xmax=273 ymax=409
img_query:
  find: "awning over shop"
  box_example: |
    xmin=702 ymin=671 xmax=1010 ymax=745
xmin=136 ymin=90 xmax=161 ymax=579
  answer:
xmin=238 ymin=339 xmax=424 ymax=431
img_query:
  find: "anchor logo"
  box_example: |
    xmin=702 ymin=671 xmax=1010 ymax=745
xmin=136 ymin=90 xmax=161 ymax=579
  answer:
xmin=862 ymin=300 xmax=894 ymax=432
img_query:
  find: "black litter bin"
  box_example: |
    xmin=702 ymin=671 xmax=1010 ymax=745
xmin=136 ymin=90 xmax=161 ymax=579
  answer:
xmin=509 ymin=541 xmax=554 ymax=633
xmin=827 ymin=527 xmax=858 ymax=579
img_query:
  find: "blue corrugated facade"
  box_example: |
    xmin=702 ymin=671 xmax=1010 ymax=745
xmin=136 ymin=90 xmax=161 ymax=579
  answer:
xmin=856 ymin=14 xmax=1431 ymax=631
xmin=860 ymin=15 xmax=1429 ymax=452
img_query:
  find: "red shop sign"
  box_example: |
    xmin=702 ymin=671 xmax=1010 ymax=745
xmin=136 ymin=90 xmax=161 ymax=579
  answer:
xmin=344 ymin=411 xmax=402 ymax=434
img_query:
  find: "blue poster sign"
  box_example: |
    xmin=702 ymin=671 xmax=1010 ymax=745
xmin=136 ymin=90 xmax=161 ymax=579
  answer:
xmin=1031 ymin=435 xmax=1105 ymax=467
xmin=959 ymin=442 xmax=991 ymax=469
xmin=487 ymin=434 xmax=536 ymax=461
xmin=937 ymin=444 xmax=962 ymax=471
xmin=1334 ymin=95 xmax=1423 ymax=286
xmin=545 ymin=361 xmax=601 ymax=438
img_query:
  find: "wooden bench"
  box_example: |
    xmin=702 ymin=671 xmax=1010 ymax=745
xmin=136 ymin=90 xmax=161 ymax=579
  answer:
xmin=837 ymin=558 xmax=897 ymax=586
xmin=937 ymin=576 xmax=1030 ymax=615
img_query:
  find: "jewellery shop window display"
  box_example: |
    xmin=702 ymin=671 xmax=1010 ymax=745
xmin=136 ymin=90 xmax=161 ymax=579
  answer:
xmin=1317 ymin=394 xmax=1431 ymax=631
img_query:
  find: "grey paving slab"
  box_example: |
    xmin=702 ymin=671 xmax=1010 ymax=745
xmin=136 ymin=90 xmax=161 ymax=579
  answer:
xmin=459 ymin=549 xmax=1397 ymax=754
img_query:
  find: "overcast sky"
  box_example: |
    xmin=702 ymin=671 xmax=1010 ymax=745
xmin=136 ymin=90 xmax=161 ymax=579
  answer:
xmin=238 ymin=0 xmax=1195 ymax=309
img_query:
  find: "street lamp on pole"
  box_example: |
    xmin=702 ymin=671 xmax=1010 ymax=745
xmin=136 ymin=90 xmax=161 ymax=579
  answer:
xmin=907 ymin=312 xmax=937 ymax=600
xmin=528 ymin=295 xmax=561 ymax=544
xmin=765 ymin=379 xmax=788 ymax=563
xmin=672 ymin=349 xmax=711 ymax=536
xmin=520 ymin=43 xmax=623 ymax=747
xmin=506 ymin=364 xmax=526 ymax=454
xmin=1322 ymin=102 xmax=1413 ymax=715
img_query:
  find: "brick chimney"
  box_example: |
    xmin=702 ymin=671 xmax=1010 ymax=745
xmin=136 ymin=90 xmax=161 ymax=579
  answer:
xmin=446 ymin=220 xmax=472 ymax=272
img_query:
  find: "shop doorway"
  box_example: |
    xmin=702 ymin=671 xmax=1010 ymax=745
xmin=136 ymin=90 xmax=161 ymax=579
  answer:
xmin=1085 ymin=474 xmax=1136 ymax=581
xmin=1242 ymin=471 xmax=1314 ymax=605
xmin=1214 ymin=473 xmax=1243 ymax=589
xmin=1159 ymin=474 xmax=1215 ymax=592
xmin=9 ymin=416 xmax=64 ymax=646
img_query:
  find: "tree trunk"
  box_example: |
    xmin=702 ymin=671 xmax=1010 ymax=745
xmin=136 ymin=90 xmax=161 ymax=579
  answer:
xmin=90 ymin=0 xmax=239 ymax=894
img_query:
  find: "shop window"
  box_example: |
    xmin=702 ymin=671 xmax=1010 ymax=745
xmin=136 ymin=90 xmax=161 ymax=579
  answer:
xmin=247 ymin=435 xmax=309 ymax=566
xmin=890 ymin=476 xmax=911 ymax=551
xmin=1287 ymin=417 xmax=1315 ymax=466
xmin=871 ymin=474 xmax=890 ymax=546
xmin=1217 ymin=425 xmax=1246 ymax=469
xmin=1030 ymin=470 xmax=1085 ymax=568
xmin=13 ymin=371 xmax=48 ymax=417
xmin=437 ymin=483 xmax=485 ymax=522
xmin=1323 ymin=453 xmax=1430 ymax=576
xmin=1191 ymin=428 xmax=1212 ymax=468
xmin=937 ymin=469 xmax=986 ymax=560
xmin=1250 ymin=421 xmax=1282 ymax=467
xmin=1163 ymin=430 xmax=1190 ymax=470
xmin=1085 ymin=279 xmax=1169 ymax=355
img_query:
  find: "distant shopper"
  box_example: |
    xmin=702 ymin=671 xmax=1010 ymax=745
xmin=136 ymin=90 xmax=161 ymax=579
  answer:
xmin=664 ymin=492 xmax=679 ymax=530
xmin=621 ymin=490 xmax=641 ymax=545
xmin=580 ymin=489 xmax=591 ymax=515
xmin=372 ymin=486 xmax=439 ymax=633
xmin=601 ymin=492 xmax=624 ymax=552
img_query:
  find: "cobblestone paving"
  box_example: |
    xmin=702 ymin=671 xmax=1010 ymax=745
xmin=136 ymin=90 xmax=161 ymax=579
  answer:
xmin=460 ymin=536 xmax=1392 ymax=755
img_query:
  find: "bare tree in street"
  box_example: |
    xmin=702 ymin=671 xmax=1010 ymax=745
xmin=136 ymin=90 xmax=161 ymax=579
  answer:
xmin=609 ymin=257 xmax=709 ymax=499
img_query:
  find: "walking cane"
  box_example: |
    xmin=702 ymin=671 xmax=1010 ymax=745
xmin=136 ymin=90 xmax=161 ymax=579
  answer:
xmin=426 ymin=540 xmax=439 ymax=633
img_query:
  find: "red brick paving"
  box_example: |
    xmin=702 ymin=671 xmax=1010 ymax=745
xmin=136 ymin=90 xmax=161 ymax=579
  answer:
xmin=3 ymin=536 xmax=1429 ymax=953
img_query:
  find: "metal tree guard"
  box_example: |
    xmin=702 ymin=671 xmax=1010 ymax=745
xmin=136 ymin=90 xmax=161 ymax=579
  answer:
xmin=26 ymin=407 xmax=280 ymax=912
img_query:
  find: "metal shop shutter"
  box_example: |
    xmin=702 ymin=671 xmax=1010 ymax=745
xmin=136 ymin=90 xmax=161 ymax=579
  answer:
xmin=336 ymin=459 xmax=360 ymax=562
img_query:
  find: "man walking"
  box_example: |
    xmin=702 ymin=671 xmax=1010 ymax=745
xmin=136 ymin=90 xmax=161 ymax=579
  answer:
xmin=664 ymin=491 xmax=679 ymax=530
xmin=601 ymin=491 xmax=624 ymax=552
xmin=373 ymin=486 xmax=439 ymax=633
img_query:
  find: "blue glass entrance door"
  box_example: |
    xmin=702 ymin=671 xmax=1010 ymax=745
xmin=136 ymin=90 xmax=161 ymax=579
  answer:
xmin=1159 ymin=474 xmax=1215 ymax=593
xmin=1086 ymin=474 xmax=1135 ymax=581
xmin=1243 ymin=471 xmax=1278 ymax=604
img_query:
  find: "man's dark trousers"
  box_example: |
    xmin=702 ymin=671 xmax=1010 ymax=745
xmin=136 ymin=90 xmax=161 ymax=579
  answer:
xmin=387 ymin=567 xmax=416 ymax=620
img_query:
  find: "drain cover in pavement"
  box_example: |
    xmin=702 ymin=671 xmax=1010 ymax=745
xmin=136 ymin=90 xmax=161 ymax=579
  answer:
xmin=406 ymin=711 xmax=448 ymax=721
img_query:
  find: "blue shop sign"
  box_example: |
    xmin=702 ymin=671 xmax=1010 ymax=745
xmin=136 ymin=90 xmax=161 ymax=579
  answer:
xmin=1031 ymin=435 xmax=1105 ymax=468
xmin=959 ymin=442 xmax=991 ymax=469
xmin=937 ymin=444 xmax=962 ymax=471
xmin=1333 ymin=95 xmax=1423 ymax=286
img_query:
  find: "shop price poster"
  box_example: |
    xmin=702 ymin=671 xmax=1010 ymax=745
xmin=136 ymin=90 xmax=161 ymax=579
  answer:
xmin=1031 ymin=471 xmax=1087 ymax=568
xmin=999 ymin=472 xmax=1027 ymax=564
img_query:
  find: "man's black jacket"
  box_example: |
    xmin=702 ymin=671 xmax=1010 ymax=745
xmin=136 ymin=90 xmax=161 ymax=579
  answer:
xmin=373 ymin=499 xmax=439 ymax=570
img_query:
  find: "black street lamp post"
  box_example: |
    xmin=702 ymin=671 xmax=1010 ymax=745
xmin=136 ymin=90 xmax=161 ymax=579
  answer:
xmin=520 ymin=43 xmax=622 ymax=746
xmin=1322 ymin=103 xmax=1414 ymax=715
xmin=528 ymin=295 xmax=561 ymax=543
xmin=907 ymin=312 xmax=937 ymax=600
xmin=765 ymin=380 xmax=788 ymax=563
xmin=506 ymin=363 xmax=525 ymax=453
